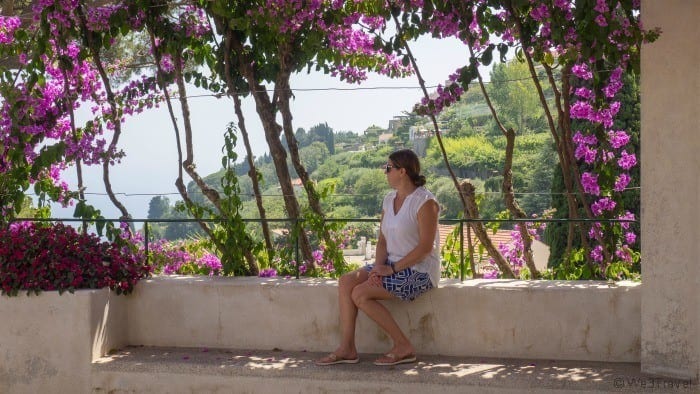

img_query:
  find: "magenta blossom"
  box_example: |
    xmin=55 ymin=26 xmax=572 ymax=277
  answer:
xmin=259 ymin=268 xmax=277 ymax=278
xmin=197 ymin=253 xmax=222 ymax=276
xmin=614 ymin=173 xmax=631 ymax=192
xmin=617 ymin=151 xmax=637 ymax=170
xmin=0 ymin=16 xmax=21 ymax=44
xmin=571 ymin=64 xmax=593 ymax=80
xmin=591 ymin=197 xmax=617 ymax=216
xmin=581 ymin=172 xmax=600 ymax=195
xmin=482 ymin=268 xmax=499 ymax=279
xmin=607 ymin=130 xmax=630 ymax=149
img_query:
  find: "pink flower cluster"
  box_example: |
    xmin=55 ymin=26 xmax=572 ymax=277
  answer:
xmin=0 ymin=16 xmax=20 ymax=44
xmin=0 ymin=222 xmax=151 ymax=296
xmin=176 ymin=6 xmax=211 ymax=39
xmin=570 ymin=69 xmax=639 ymax=265
xmin=241 ymin=0 xmax=410 ymax=83
xmin=414 ymin=69 xmax=465 ymax=116
xmin=570 ymin=70 xmax=636 ymax=192
xmin=259 ymin=268 xmax=277 ymax=278
xmin=147 ymin=240 xmax=222 ymax=277
xmin=84 ymin=5 xmax=125 ymax=32
xmin=247 ymin=0 xmax=324 ymax=35
xmin=197 ymin=253 xmax=223 ymax=276
xmin=486 ymin=221 xmax=547 ymax=278
xmin=0 ymin=0 xmax=168 ymax=215
xmin=270 ymin=247 xmax=338 ymax=278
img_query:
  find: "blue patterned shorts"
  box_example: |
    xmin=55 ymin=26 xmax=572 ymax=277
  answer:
xmin=363 ymin=262 xmax=434 ymax=301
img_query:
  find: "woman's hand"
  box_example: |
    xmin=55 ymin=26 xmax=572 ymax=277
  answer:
xmin=368 ymin=263 xmax=394 ymax=286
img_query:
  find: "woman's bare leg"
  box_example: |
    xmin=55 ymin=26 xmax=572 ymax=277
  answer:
xmin=317 ymin=269 xmax=369 ymax=362
xmin=351 ymin=282 xmax=415 ymax=358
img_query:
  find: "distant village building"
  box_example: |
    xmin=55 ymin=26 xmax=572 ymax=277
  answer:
xmin=378 ymin=132 xmax=393 ymax=144
xmin=278 ymin=178 xmax=304 ymax=191
xmin=387 ymin=115 xmax=409 ymax=132
xmin=409 ymin=125 xmax=430 ymax=141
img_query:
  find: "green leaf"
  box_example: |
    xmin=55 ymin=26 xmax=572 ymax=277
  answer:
xmin=497 ymin=43 xmax=509 ymax=63
xmin=13 ymin=193 xmax=24 ymax=214
xmin=14 ymin=29 xmax=28 ymax=42
xmin=73 ymin=201 xmax=86 ymax=218
xmin=411 ymin=13 xmax=420 ymax=25
xmin=96 ymin=220 xmax=106 ymax=236
xmin=481 ymin=45 xmax=494 ymax=66
xmin=544 ymin=52 xmax=554 ymax=66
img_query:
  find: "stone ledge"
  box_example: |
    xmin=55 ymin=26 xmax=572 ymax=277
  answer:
xmin=0 ymin=277 xmax=642 ymax=393
xmin=92 ymin=346 xmax=691 ymax=394
xmin=125 ymin=276 xmax=641 ymax=363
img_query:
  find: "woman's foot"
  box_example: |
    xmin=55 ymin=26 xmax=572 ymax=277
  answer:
xmin=373 ymin=352 xmax=416 ymax=366
xmin=315 ymin=349 xmax=359 ymax=366
xmin=373 ymin=345 xmax=416 ymax=366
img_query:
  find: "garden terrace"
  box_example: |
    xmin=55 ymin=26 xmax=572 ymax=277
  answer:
xmin=1 ymin=1 xmax=699 ymax=392
xmin=1 ymin=276 xmax=673 ymax=393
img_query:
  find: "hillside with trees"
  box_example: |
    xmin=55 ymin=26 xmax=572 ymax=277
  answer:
xmin=149 ymin=53 xmax=641 ymax=279
xmin=153 ymin=60 xmax=563 ymax=233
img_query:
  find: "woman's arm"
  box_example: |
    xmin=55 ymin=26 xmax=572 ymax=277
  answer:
xmin=369 ymin=210 xmax=388 ymax=285
xmin=374 ymin=210 xmax=388 ymax=266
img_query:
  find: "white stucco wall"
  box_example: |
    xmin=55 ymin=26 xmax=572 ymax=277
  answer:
xmin=641 ymin=0 xmax=700 ymax=381
xmin=0 ymin=277 xmax=641 ymax=393
xmin=0 ymin=289 xmax=126 ymax=394
xmin=125 ymin=276 xmax=640 ymax=362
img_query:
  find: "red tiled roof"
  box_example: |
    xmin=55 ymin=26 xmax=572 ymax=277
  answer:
xmin=438 ymin=224 xmax=550 ymax=273
xmin=439 ymin=224 xmax=514 ymax=250
xmin=438 ymin=224 xmax=517 ymax=271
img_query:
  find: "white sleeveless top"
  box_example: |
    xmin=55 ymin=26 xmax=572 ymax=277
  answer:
xmin=381 ymin=187 xmax=441 ymax=287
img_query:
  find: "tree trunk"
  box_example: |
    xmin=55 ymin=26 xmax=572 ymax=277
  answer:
xmin=467 ymin=42 xmax=536 ymax=276
xmin=544 ymin=64 xmax=598 ymax=269
xmin=502 ymin=128 xmax=540 ymax=278
xmin=221 ymin=31 xmax=273 ymax=255
xmin=233 ymin=94 xmax=273 ymax=253
xmin=76 ymin=4 xmax=130 ymax=220
xmin=460 ymin=180 xmax=515 ymax=278
xmin=146 ymin=30 xmax=223 ymax=254
xmin=276 ymin=67 xmax=333 ymax=256
xmin=227 ymin=39 xmax=314 ymax=265
xmin=172 ymin=53 xmax=257 ymax=274
xmin=466 ymin=223 xmax=478 ymax=278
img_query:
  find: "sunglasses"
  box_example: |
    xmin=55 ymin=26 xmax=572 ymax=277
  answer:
xmin=384 ymin=163 xmax=400 ymax=173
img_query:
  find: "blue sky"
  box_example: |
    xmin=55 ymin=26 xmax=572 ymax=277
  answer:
xmin=50 ymin=36 xmax=479 ymax=220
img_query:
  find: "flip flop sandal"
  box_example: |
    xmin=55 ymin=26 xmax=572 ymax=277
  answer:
xmin=315 ymin=353 xmax=360 ymax=366
xmin=373 ymin=353 xmax=417 ymax=366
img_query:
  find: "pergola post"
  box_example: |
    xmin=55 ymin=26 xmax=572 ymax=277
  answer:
xmin=641 ymin=0 xmax=700 ymax=381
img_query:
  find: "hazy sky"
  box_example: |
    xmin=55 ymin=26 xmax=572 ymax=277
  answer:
xmin=51 ymin=36 xmax=478 ymax=220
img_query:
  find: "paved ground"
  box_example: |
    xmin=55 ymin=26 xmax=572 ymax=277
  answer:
xmin=92 ymin=346 xmax=697 ymax=393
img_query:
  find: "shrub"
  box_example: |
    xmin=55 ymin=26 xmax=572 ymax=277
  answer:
xmin=0 ymin=222 xmax=152 ymax=296
xmin=147 ymin=237 xmax=223 ymax=276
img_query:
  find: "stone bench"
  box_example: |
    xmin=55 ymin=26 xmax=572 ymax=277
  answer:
xmin=0 ymin=276 xmax=642 ymax=393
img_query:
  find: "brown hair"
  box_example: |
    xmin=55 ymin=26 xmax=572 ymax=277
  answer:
xmin=389 ymin=149 xmax=426 ymax=187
